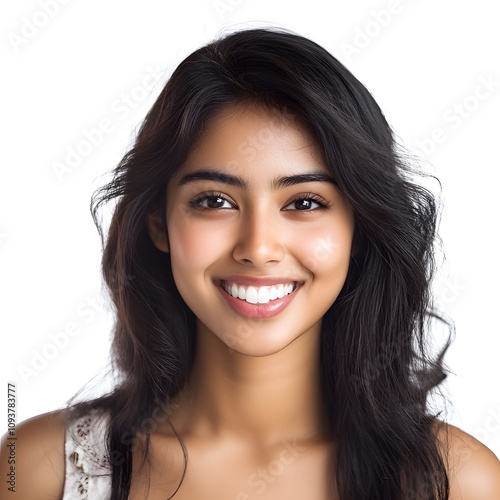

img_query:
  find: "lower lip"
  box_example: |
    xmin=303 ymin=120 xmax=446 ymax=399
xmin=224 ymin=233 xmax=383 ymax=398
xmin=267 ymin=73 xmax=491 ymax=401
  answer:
xmin=215 ymin=281 xmax=301 ymax=319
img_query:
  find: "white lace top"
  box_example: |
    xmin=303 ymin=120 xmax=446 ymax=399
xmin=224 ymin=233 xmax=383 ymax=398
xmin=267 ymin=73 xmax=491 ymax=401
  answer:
xmin=63 ymin=410 xmax=112 ymax=499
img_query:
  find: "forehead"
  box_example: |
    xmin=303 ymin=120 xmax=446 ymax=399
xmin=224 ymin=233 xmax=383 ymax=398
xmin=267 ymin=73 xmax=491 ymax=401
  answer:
xmin=172 ymin=103 xmax=329 ymax=185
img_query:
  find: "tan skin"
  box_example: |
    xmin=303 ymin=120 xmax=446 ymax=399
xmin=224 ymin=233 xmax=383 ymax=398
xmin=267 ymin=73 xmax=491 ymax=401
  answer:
xmin=2 ymin=103 xmax=500 ymax=499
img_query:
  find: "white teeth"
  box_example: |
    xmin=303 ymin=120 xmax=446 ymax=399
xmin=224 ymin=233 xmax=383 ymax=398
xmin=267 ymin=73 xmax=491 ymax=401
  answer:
xmin=257 ymin=286 xmax=270 ymax=304
xmin=221 ymin=281 xmax=296 ymax=304
xmin=246 ymin=287 xmax=259 ymax=304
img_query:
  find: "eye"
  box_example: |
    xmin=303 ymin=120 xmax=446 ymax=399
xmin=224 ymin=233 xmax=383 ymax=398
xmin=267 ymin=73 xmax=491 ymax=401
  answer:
xmin=283 ymin=193 xmax=331 ymax=211
xmin=188 ymin=191 xmax=235 ymax=211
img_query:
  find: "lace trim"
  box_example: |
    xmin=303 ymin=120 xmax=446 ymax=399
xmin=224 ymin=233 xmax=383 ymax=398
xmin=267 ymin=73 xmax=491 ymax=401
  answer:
xmin=63 ymin=409 xmax=112 ymax=499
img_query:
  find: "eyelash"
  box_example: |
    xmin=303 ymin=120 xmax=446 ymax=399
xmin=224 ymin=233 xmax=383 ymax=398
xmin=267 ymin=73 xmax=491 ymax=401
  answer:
xmin=187 ymin=191 xmax=332 ymax=212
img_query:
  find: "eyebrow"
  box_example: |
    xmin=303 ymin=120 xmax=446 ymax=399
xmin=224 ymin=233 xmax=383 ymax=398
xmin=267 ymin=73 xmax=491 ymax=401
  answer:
xmin=177 ymin=168 xmax=337 ymax=190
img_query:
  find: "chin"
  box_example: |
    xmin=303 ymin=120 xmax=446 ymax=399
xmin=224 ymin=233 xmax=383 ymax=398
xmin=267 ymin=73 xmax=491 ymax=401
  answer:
xmin=225 ymin=341 xmax=294 ymax=358
xmin=217 ymin=326 xmax=313 ymax=358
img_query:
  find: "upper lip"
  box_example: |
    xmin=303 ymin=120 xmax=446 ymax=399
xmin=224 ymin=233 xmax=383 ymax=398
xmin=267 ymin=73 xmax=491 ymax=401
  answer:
xmin=215 ymin=275 xmax=304 ymax=287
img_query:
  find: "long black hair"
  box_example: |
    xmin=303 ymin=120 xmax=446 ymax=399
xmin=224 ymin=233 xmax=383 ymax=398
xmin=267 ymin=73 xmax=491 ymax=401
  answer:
xmin=68 ymin=27 xmax=453 ymax=499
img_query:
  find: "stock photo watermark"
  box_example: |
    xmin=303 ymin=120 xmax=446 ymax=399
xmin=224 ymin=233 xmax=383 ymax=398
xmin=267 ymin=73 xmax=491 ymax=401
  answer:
xmin=414 ymin=74 xmax=500 ymax=158
xmin=105 ymin=397 xmax=178 ymax=466
xmin=472 ymin=404 xmax=500 ymax=448
xmin=436 ymin=276 xmax=467 ymax=306
xmin=339 ymin=0 xmax=418 ymax=62
xmin=7 ymin=0 xmax=72 ymax=54
xmin=236 ymin=438 xmax=307 ymax=499
xmin=16 ymin=294 xmax=106 ymax=384
xmin=51 ymin=64 xmax=164 ymax=183
xmin=5 ymin=382 xmax=17 ymax=493
xmin=236 ymin=105 xmax=298 ymax=162
xmin=212 ymin=0 xmax=245 ymax=21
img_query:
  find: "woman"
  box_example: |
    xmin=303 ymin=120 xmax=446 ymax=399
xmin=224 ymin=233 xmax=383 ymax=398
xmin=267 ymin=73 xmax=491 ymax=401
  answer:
xmin=2 ymin=27 xmax=499 ymax=499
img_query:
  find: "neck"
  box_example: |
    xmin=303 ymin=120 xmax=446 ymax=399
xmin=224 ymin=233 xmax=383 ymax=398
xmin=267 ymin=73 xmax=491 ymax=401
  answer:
xmin=169 ymin=321 xmax=331 ymax=446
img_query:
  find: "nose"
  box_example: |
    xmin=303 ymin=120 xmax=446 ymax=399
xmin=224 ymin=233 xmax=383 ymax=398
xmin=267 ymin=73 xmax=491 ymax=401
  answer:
xmin=232 ymin=207 xmax=285 ymax=267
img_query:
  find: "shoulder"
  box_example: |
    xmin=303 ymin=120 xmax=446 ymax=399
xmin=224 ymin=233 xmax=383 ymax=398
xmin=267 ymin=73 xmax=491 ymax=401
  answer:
xmin=0 ymin=409 xmax=67 ymax=499
xmin=434 ymin=420 xmax=500 ymax=499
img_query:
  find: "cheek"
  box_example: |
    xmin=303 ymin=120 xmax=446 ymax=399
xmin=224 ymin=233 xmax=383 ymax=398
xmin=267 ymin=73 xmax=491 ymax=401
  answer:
xmin=167 ymin=217 xmax=230 ymax=282
xmin=298 ymin=219 xmax=354 ymax=276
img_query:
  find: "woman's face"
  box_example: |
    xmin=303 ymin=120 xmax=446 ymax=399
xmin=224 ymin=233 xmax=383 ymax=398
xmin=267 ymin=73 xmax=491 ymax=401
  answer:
xmin=150 ymin=103 xmax=355 ymax=356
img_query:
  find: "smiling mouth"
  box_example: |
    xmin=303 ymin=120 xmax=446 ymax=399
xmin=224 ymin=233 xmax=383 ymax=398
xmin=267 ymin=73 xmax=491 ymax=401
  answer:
xmin=218 ymin=280 xmax=300 ymax=305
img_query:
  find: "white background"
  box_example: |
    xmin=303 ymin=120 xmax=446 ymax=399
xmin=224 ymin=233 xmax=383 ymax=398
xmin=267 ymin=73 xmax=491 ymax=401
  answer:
xmin=1 ymin=0 xmax=499 ymax=458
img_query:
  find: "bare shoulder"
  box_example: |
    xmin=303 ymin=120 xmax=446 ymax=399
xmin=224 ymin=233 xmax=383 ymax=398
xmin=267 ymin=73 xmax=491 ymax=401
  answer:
xmin=434 ymin=420 xmax=500 ymax=499
xmin=0 ymin=409 xmax=67 ymax=499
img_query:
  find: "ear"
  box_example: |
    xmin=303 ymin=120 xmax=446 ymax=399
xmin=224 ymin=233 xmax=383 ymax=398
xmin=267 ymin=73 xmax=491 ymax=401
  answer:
xmin=147 ymin=213 xmax=169 ymax=253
